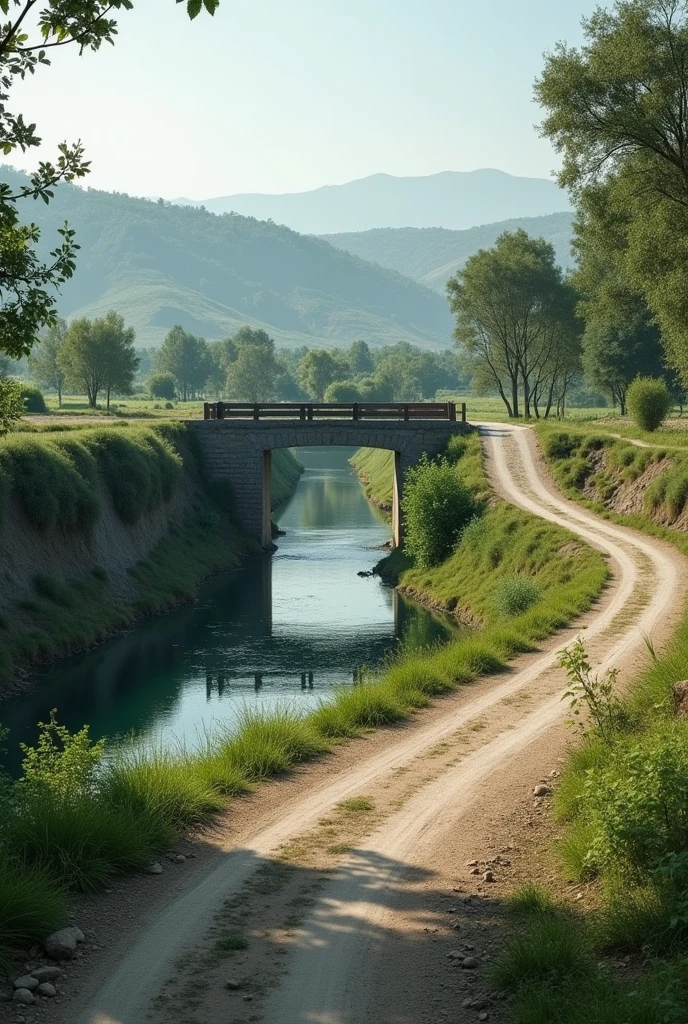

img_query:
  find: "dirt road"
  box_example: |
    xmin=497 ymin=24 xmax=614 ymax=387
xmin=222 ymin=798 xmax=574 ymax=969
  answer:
xmin=72 ymin=424 xmax=683 ymax=1024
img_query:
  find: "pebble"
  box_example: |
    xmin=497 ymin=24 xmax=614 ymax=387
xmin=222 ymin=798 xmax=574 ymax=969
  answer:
xmin=36 ymin=983 xmax=57 ymax=998
xmin=470 ymin=867 xmax=481 ymax=875
xmin=479 ymin=1014 xmax=489 ymax=1022
xmin=243 ymin=994 xmax=254 ymax=1002
xmin=145 ymin=862 xmax=164 ymax=875
xmin=13 ymin=990 xmax=36 ymax=1006
xmin=466 ymin=860 xmax=478 ymax=867
xmin=462 ymin=957 xmax=480 ymax=970
xmin=44 ymin=926 xmax=84 ymax=961
xmin=13 ymin=976 xmax=39 ymax=991
xmin=533 ymin=784 xmax=552 ymax=797
xmin=225 ymin=979 xmax=241 ymax=990
xmin=482 ymin=871 xmax=495 ymax=883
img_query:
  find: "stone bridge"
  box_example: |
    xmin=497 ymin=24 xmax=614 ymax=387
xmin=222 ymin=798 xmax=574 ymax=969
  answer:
xmin=189 ymin=403 xmax=471 ymax=548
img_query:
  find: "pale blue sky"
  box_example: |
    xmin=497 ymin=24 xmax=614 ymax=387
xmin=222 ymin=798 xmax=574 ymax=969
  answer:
xmin=13 ymin=0 xmax=598 ymax=199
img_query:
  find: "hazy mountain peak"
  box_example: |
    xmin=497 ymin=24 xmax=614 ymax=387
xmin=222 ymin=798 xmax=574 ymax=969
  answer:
xmin=171 ymin=168 xmax=571 ymax=235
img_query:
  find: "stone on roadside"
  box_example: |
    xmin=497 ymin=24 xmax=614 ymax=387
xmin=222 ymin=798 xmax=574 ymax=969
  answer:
xmin=13 ymin=990 xmax=36 ymax=1006
xmin=672 ymin=681 xmax=688 ymax=716
xmin=44 ymin=927 xmax=82 ymax=961
xmin=482 ymin=870 xmax=495 ymax=883
xmin=533 ymin=784 xmax=552 ymax=797
xmin=462 ymin=957 xmax=480 ymax=969
xmin=225 ymin=979 xmax=241 ymax=990
xmin=145 ymin=862 xmax=164 ymax=875
xmin=479 ymin=1014 xmax=489 ymax=1022
xmin=36 ymin=984 xmax=57 ymax=998
xmin=13 ymin=976 xmax=39 ymax=991
xmin=31 ymin=967 xmax=62 ymax=983
xmin=470 ymin=867 xmax=481 ymax=875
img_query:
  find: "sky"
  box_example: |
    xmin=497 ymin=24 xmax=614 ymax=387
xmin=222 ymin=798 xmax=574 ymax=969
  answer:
xmin=11 ymin=0 xmax=599 ymax=200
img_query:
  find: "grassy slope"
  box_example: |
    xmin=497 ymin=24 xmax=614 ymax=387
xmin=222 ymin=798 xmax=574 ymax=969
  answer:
xmin=485 ymin=424 xmax=688 ymax=1024
xmin=0 ymin=424 xmax=302 ymax=685
xmin=0 ymin=431 xmax=608 ymax=969
xmin=0 ymin=166 xmax=451 ymax=350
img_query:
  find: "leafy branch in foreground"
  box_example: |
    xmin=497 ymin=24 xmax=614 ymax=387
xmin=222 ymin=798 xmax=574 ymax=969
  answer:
xmin=559 ymin=637 xmax=626 ymax=743
xmin=0 ymin=1 xmax=218 ymax=357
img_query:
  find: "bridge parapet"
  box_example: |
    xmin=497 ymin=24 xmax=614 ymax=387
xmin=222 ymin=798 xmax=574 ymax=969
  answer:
xmin=203 ymin=401 xmax=466 ymax=422
xmin=188 ymin=416 xmax=472 ymax=549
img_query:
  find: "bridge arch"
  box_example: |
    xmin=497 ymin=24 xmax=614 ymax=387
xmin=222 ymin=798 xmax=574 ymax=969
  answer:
xmin=189 ymin=417 xmax=470 ymax=548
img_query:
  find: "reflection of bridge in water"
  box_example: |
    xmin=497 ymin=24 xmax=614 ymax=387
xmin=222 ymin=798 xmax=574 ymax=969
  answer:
xmin=204 ymin=666 xmax=366 ymax=699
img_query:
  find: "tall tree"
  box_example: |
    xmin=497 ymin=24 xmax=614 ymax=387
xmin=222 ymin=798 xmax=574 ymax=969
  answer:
xmin=348 ymin=340 xmax=374 ymax=375
xmin=155 ymin=325 xmax=212 ymax=401
xmin=58 ymin=311 xmax=138 ymax=409
xmin=226 ymin=343 xmax=278 ymax=402
xmin=535 ymin=0 xmax=688 ymax=385
xmin=299 ymin=350 xmax=341 ymax=401
xmin=0 ymin=1 xmax=218 ymax=360
xmin=447 ymin=230 xmax=579 ymax=418
xmin=28 ymin=317 xmax=67 ymax=406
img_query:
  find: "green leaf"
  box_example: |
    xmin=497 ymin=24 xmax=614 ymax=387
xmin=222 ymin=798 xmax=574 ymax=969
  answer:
xmin=187 ymin=0 xmax=203 ymax=18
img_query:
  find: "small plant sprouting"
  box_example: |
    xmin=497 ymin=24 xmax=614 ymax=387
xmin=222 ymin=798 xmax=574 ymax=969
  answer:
xmin=559 ymin=639 xmax=625 ymax=744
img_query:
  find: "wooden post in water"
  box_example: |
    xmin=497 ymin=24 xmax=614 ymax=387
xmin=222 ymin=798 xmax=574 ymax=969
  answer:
xmin=392 ymin=450 xmax=403 ymax=548
xmin=261 ymin=450 xmax=272 ymax=549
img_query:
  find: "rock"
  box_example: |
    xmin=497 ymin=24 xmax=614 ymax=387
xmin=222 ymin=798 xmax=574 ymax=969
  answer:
xmin=31 ymin=967 xmax=62 ymax=983
xmin=172 ymin=854 xmax=186 ymax=864
xmin=36 ymin=984 xmax=57 ymax=998
xmin=243 ymin=994 xmax=254 ymax=1001
xmin=479 ymin=1014 xmax=489 ymax=1022
xmin=13 ymin=977 xmax=39 ymax=991
xmin=470 ymin=867 xmax=481 ymax=875
xmin=13 ymin=990 xmax=36 ymax=1006
xmin=225 ymin=980 xmax=241 ymax=990
xmin=466 ymin=860 xmax=479 ymax=867
xmin=44 ymin=928 xmax=81 ymax=961
xmin=673 ymin=681 xmax=688 ymax=716
xmin=462 ymin=998 xmax=474 ymax=1008
xmin=482 ymin=871 xmax=495 ymax=883
xmin=462 ymin=957 xmax=480 ymax=969
xmin=145 ymin=862 xmax=163 ymax=875
xmin=65 ymin=925 xmax=85 ymax=943
xmin=533 ymin=784 xmax=552 ymax=797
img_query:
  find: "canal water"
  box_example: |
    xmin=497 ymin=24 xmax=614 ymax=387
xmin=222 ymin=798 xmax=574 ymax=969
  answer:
xmin=0 ymin=448 xmax=457 ymax=773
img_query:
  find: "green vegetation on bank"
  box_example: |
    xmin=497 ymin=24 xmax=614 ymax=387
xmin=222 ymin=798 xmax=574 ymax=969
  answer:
xmin=490 ymin=426 xmax=688 ymax=1023
xmin=0 ymin=431 xmax=608 ymax=969
xmin=0 ymin=423 xmax=302 ymax=685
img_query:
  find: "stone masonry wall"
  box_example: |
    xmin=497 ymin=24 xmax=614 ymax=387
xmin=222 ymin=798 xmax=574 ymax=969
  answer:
xmin=188 ymin=419 xmax=471 ymax=542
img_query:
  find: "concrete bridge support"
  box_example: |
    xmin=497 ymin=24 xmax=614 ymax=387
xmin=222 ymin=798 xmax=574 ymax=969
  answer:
xmin=188 ymin=420 xmax=471 ymax=548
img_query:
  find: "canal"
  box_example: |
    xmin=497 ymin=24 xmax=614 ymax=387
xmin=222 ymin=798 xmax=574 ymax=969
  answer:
xmin=0 ymin=447 xmax=458 ymax=773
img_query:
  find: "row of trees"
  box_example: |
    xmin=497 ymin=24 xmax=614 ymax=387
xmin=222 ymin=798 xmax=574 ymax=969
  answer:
xmin=24 ymin=319 xmax=468 ymax=407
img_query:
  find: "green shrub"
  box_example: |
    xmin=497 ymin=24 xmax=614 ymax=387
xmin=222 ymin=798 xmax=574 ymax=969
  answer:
xmin=19 ymin=709 xmax=105 ymax=798
xmin=0 ymin=436 xmax=100 ymax=531
xmin=402 ymin=455 xmax=479 ymax=567
xmin=544 ymin=431 xmax=579 ymax=459
xmin=494 ymin=576 xmax=541 ymax=616
xmin=88 ymin=429 xmax=182 ymax=523
xmin=627 ymin=376 xmax=671 ymax=432
xmin=0 ymin=375 xmax=24 ymax=436
xmin=148 ymin=372 xmax=176 ymax=400
xmin=20 ymin=384 xmax=47 ymax=413
xmin=323 ymin=380 xmax=363 ymax=402
xmin=585 ymin=725 xmax=688 ymax=875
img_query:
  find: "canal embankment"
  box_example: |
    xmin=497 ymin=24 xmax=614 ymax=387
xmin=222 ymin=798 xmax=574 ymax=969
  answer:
xmin=0 ymin=422 xmax=302 ymax=691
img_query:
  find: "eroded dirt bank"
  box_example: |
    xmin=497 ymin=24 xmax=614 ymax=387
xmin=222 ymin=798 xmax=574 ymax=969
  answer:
xmin=26 ymin=423 xmax=686 ymax=1024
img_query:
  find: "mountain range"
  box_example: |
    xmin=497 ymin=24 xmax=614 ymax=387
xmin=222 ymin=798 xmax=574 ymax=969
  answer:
xmin=322 ymin=212 xmax=575 ymax=294
xmin=173 ymin=169 xmax=571 ymax=235
xmin=1 ymin=167 xmax=452 ymax=350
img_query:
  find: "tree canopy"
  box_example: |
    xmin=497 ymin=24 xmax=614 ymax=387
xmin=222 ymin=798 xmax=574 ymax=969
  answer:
xmin=58 ymin=310 xmax=138 ymax=408
xmin=536 ymin=0 xmax=688 ymax=385
xmin=447 ymin=230 xmax=580 ymax=418
xmin=0 ymin=1 xmax=218 ymax=360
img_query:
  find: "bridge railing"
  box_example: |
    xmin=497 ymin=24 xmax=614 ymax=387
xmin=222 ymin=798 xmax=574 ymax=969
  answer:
xmin=202 ymin=401 xmax=467 ymax=422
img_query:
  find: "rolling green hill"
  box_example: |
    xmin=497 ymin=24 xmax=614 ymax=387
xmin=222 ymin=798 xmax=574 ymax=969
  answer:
xmin=321 ymin=213 xmax=575 ymax=294
xmin=1 ymin=167 xmax=452 ymax=349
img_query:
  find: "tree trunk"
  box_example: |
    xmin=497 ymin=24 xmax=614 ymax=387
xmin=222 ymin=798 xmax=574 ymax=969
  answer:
xmin=106 ymin=387 xmax=111 ymax=412
xmin=511 ymin=377 xmax=520 ymax=418
xmin=496 ymin=382 xmax=514 ymax=418
xmin=57 ymin=385 xmax=62 ymax=408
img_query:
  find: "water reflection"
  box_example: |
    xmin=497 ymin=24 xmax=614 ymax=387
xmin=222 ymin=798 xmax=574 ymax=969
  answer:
xmin=0 ymin=448 xmax=458 ymax=774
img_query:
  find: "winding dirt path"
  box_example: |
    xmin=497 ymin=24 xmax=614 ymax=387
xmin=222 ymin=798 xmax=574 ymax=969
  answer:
xmin=72 ymin=424 xmax=684 ymax=1024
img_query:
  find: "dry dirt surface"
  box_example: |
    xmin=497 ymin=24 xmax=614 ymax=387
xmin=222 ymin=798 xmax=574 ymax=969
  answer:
xmin=28 ymin=423 xmax=686 ymax=1024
